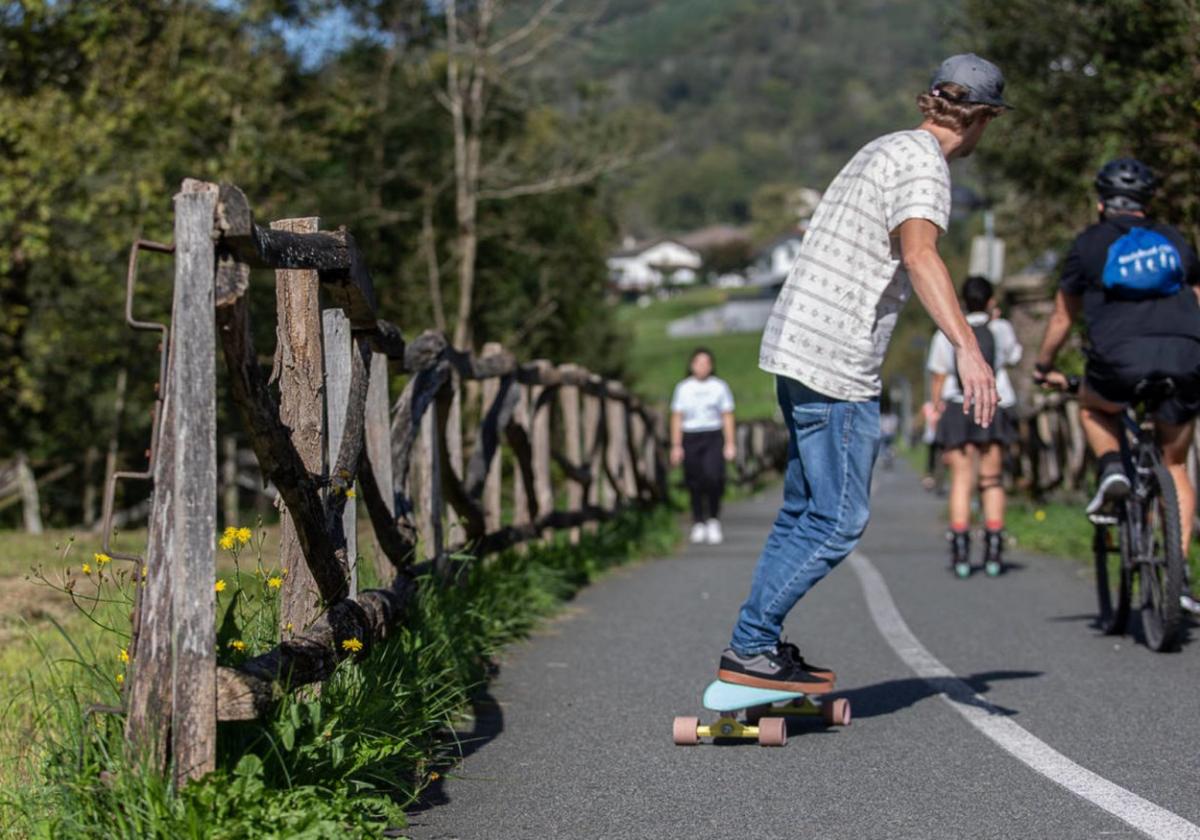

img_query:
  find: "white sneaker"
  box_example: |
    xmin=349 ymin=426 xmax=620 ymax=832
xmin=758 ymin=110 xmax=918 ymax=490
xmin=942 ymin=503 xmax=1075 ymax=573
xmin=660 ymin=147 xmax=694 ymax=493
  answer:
xmin=1181 ymin=593 xmax=1200 ymax=616
xmin=689 ymin=522 xmax=707 ymax=544
xmin=705 ymin=519 xmax=723 ymax=545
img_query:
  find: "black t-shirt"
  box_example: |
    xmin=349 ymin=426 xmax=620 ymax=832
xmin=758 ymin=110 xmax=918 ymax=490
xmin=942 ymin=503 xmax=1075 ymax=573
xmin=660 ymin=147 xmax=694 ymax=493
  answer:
xmin=1059 ymin=215 xmax=1200 ymax=357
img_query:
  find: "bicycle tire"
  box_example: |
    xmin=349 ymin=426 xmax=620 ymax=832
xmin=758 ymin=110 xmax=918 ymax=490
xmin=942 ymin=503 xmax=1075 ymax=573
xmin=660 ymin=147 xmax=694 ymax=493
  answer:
xmin=1093 ymin=523 xmax=1129 ymax=635
xmin=1138 ymin=464 xmax=1184 ymax=652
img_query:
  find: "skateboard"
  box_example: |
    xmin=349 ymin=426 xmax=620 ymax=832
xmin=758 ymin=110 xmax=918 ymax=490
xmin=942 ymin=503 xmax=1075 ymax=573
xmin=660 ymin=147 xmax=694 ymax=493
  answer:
xmin=672 ymin=679 xmax=851 ymax=747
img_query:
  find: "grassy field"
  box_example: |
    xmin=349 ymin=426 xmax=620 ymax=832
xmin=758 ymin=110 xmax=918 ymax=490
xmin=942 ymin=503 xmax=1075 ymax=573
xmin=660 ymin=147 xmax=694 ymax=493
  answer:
xmin=616 ymin=286 xmax=780 ymax=421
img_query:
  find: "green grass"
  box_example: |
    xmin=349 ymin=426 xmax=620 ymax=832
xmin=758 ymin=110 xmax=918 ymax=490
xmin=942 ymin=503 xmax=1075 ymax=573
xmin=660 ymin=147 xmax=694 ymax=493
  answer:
xmin=617 ymin=287 xmax=779 ymax=421
xmin=1004 ymin=499 xmax=1095 ymax=563
xmin=2 ymin=505 xmax=682 ymax=839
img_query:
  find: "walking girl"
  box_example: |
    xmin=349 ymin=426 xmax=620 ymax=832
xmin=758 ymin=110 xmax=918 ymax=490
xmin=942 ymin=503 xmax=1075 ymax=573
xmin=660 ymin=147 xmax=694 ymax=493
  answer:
xmin=669 ymin=348 xmax=736 ymax=544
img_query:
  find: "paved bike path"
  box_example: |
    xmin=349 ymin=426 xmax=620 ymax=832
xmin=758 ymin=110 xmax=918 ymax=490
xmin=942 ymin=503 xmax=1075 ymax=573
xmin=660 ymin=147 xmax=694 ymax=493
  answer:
xmin=406 ymin=465 xmax=1200 ymax=840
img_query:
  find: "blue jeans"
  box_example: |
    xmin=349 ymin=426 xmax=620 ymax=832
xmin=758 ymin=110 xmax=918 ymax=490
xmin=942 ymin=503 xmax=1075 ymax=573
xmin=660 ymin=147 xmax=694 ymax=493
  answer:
xmin=730 ymin=377 xmax=880 ymax=654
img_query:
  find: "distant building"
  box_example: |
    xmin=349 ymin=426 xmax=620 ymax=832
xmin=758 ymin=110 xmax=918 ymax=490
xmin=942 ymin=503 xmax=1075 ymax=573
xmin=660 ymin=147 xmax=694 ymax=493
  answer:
xmin=607 ymin=237 xmax=703 ymax=292
xmin=748 ymin=230 xmax=805 ymax=287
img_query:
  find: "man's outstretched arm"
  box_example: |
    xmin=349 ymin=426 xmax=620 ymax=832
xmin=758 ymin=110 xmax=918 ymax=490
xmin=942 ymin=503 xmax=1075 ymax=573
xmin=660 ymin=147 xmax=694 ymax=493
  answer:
xmin=898 ymin=218 xmax=997 ymax=427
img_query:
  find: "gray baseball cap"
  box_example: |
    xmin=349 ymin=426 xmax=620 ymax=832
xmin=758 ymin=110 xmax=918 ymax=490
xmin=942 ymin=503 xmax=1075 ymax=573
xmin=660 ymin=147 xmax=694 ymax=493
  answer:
xmin=930 ymin=53 xmax=1012 ymax=109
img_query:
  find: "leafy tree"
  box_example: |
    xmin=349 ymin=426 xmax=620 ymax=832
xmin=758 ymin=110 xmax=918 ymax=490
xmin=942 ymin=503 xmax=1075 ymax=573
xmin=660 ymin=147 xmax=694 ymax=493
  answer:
xmin=962 ymin=0 xmax=1200 ymax=252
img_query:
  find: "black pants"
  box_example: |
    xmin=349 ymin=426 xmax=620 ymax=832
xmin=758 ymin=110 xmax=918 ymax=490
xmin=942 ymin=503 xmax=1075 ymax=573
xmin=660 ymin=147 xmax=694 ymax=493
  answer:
xmin=683 ymin=430 xmax=726 ymax=523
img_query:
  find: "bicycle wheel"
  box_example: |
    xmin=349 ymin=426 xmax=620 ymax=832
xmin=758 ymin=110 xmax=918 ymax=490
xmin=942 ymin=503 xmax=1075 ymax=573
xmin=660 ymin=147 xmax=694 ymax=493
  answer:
xmin=1093 ymin=523 xmax=1129 ymax=635
xmin=1136 ymin=464 xmax=1184 ymax=651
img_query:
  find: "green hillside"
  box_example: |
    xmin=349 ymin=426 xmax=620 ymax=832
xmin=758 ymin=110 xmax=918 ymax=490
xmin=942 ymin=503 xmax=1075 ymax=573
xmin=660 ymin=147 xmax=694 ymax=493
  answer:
xmin=561 ymin=0 xmax=960 ymax=236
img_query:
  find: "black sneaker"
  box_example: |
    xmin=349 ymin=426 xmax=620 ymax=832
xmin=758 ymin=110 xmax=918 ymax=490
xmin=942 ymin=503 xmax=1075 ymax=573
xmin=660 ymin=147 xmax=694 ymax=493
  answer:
xmin=777 ymin=640 xmax=836 ymax=683
xmin=718 ymin=646 xmax=833 ymax=694
xmin=1086 ymin=461 xmax=1130 ymax=521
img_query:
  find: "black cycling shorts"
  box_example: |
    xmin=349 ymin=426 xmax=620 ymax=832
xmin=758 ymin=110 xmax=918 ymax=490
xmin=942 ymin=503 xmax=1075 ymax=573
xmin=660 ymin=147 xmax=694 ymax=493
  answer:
xmin=1085 ymin=337 xmax=1200 ymax=425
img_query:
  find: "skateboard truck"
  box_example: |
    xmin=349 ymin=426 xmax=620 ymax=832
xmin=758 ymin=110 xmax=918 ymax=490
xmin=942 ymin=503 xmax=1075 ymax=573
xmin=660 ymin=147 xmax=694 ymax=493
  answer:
xmin=673 ymin=680 xmax=851 ymax=747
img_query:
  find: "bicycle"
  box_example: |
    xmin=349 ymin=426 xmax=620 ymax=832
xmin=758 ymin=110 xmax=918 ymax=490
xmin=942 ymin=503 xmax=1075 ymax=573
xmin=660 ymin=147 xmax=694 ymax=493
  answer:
xmin=1071 ymin=376 xmax=1187 ymax=651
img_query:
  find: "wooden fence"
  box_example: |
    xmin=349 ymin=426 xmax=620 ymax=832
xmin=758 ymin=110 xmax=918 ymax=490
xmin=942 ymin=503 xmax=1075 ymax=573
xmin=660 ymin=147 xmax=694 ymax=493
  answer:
xmin=112 ymin=179 xmax=785 ymax=786
xmin=1005 ymin=392 xmax=1200 ymax=534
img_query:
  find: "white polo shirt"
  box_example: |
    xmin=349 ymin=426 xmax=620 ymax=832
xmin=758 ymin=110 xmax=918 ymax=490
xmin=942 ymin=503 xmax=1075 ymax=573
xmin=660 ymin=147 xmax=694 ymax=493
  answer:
xmin=670 ymin=376 xmax=735 ymax=433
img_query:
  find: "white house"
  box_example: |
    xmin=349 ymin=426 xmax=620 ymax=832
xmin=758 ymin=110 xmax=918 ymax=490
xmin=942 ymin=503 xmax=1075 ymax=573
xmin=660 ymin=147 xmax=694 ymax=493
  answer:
xmin=607 ymin=238 xmax=702 ymax=292
xmin=748 ymin=230 xmax=805 ymax=287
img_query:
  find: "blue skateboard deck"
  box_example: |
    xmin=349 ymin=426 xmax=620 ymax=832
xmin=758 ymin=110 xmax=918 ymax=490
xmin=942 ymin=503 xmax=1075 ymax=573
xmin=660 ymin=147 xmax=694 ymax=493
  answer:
xmin=702 ymin=679 xmax=807 ymax=712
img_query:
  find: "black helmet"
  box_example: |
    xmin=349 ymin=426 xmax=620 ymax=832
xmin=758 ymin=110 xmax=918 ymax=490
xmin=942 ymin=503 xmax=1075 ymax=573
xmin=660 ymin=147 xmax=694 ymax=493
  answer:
xmin=1094 ymin=157 xmax=1156 ymax=209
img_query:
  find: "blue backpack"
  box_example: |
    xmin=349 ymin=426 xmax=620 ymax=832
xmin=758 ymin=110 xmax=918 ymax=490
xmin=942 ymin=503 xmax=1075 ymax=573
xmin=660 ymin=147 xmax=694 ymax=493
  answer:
xmin=1101 ymin=228 xmax=1183 ymax=299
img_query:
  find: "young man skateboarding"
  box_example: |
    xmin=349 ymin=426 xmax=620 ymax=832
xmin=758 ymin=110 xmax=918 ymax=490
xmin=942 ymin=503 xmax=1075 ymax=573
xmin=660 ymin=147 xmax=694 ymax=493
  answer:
xmin=718 ymin=54 xmax=1010 ymax=693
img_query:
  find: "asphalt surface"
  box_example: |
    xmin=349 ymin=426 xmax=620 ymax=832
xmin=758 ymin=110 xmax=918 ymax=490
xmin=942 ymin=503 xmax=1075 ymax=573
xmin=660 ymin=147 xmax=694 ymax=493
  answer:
xmin=406 ymin=464 xmax=1200 ymax=840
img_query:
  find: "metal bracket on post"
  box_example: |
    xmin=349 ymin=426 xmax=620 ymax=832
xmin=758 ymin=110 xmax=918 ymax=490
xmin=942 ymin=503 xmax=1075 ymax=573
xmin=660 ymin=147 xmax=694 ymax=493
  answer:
xmin=98 ymin=239 xmax=175 ymax=563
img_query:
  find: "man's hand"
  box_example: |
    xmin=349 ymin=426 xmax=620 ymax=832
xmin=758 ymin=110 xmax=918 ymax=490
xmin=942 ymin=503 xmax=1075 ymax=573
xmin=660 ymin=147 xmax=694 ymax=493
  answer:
xmin=955 ymin=343 xmax=997 ymax=427
xmin=723 ymin=441 xmax=737 ymax=462
xmin=1034 ymin=368 xmax=1071 ymax=392
xmin=670 ymin=444 xmax=684 ymax=467
xmin=899 ymin=218 xmax=997 ymax=428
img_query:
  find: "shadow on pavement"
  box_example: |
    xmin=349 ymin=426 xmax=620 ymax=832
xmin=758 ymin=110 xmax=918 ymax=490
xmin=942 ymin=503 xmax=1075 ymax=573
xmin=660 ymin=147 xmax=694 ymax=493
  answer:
xmin=406 ymin=683 xmax=506 ymax=817
xmin=837 ymin=669 xmax=1042 ymax=719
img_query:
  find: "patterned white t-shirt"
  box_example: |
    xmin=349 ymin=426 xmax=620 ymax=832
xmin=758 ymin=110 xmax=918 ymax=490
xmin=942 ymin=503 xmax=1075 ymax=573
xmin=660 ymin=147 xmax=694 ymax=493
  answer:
xmin=759 ymin=129 xmax=952 ymax=400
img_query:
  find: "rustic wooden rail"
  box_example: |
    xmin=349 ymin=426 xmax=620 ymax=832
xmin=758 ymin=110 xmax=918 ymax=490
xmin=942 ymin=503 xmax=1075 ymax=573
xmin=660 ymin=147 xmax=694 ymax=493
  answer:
xmin=116 ymin=179 xmax=785 ymax=785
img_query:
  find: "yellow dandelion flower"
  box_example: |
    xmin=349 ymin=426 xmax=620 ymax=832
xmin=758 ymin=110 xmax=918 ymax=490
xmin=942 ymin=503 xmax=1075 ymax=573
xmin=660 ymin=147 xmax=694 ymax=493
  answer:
xmin=284 ymin=622 xmax=295 ymax=633
xmin=345 ymin=488 xmax=356 ymax=500
xmin=341 ymin=638 xmax=363 ymax=653
xmin=1034 ymin=509 xmax=1047 ymax=522
xmin=236 ymin=527 xmax=252 ymax=545
xmin=94 ymin=553 xmax=112 ymax=566
xmin=81 ymin=562 xmax=92 ymax=574
xmin=219 ymin=534 xmax=236 ymax=551
xmin=119 ymin=648 xmax=129 ymax=664
xmin=115 ymin=673 xmax=124 ymax=685
xmin=429 ymin=771 xmax=440 ymax=782
xmin=267 ymin=576 xmax=282 ymax=590
xmin=214 ymin=579 xmax=227 ymax=593
xmin=229 ymin=639 xmax=246 ymax=652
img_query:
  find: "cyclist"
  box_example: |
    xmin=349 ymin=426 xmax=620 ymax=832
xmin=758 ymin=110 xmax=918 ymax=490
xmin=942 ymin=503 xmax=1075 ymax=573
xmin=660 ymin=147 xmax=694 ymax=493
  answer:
xmin=1033 ymin=159 xmax=1200 ymax=598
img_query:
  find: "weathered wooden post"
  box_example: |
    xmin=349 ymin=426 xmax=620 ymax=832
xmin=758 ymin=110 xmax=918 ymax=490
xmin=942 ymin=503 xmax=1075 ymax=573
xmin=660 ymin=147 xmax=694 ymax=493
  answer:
xmin=14 ymin=452 xmax=42 ymax=534
xmin=531 ymin=361 xmax=554 ymax=539
xmin=323 ymin=308 xmax=357 ymax=596
xmin=221 ymin=434 xmax=238 ymax=527
xmin=628 ymin=409 xmax=646 ymax=500
xmin=582 ymin=387 xmax=604 ymax=528
xmin=559 ymin=365 xmax=583 ymax=543
xmin=273 ymin=216 xmax=326 ymax=637
xmin=364 ymin=352 xmax=394 ymax=584
xmin=511 ymin=382 xmax=532 ymax=530
xmin=414 ymin=393 xmax=444 ymax=563
xmin=480 ymin=343 xmax=504 ymax=533
xmin=446 ymin=377 xmax=466 ymax=546
xmin=121 ymin=180 xmax=220 ymax=782
xmin=619 ymin=398 xmax=638 ymax=499
xmin=605 ymin=386 xmax=628 ymax=506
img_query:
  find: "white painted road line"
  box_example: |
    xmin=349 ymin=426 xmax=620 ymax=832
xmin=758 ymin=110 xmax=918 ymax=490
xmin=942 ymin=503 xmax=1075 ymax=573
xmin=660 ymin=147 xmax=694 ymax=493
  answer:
xmin=848 ymin=552 xmax=1200 ymax=840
